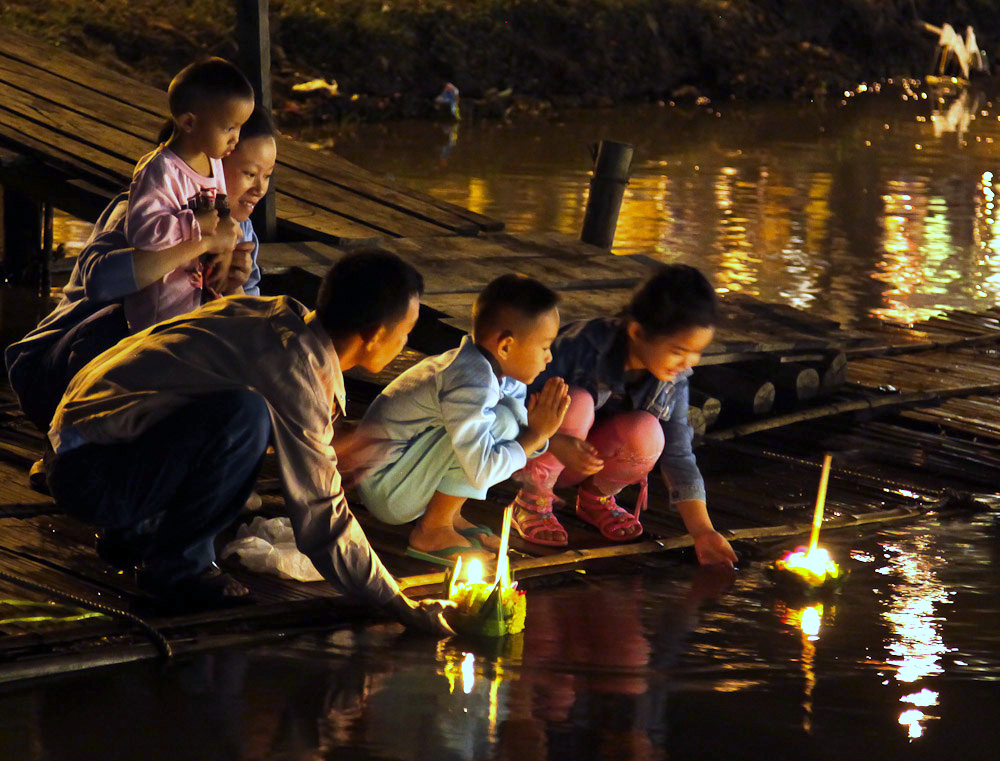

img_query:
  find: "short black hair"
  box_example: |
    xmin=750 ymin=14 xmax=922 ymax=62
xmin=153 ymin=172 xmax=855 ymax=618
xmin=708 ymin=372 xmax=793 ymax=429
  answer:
xmin=157 ymin=102 xmax=273 ymax=146
xmin=168 ymin=57 xmax=254 ymax=117
xmin=238 ymin=106 xmax=277 ymax=142
xmin=624 ymin=264 xmax=717 ymax=337
xmin=316 ymin=248 xmax=424 ymax=340
xmin=472 ymin=274 xmax=560 ymax=335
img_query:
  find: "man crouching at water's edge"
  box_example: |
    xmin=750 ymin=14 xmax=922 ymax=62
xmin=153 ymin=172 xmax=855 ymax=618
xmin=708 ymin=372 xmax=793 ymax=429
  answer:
xmin=46 ymin=249 xmax=453 ymax=631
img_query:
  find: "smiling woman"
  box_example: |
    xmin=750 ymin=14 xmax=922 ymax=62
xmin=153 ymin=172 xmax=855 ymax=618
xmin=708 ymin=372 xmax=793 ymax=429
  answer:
xmin=218 ymin=107 xmax=278 ymax=295
xmin=4 ymin=107 xmax=280 ymax=445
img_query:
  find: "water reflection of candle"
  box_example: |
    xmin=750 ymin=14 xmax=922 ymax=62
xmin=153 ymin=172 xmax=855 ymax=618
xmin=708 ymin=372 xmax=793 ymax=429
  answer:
xmin=780 ymin=602 xmax=825 ymax=733
xmin=880 ymin=537 xmax=950 ymax=741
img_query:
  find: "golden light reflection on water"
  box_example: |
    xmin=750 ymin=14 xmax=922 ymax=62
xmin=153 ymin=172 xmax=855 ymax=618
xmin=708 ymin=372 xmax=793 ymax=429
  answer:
xmin=436 ymin=640 xmax=517 ymax=748
xmin=880 ymin=537 xmax=951 ymax=741
xmin=778 ymin=602 xmax=826 ymax=733
xmin=321 ymin=87 xmax=1000 ymax=330
xmin=40 ymin=87 xmax=1000 ymax=336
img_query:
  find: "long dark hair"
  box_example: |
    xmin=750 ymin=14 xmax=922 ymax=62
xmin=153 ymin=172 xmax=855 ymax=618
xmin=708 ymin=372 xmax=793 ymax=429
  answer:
xmin=623 ymin=264 xmax=718 ymax=337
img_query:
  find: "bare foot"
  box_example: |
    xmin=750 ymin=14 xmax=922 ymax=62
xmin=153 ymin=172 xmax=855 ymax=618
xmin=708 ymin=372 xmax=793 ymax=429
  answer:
xmin=409 ymin=523 xmax=480 ymax=556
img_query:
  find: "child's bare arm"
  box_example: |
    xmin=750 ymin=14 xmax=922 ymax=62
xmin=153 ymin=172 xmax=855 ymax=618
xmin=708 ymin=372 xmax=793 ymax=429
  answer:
xmin=518 ymin=377 xmax=570 ymax=456
xmin=195 ymin=209 xmax=220 ymax=237
xmin=131 ymin=239 xmax=212 ymax=289
xmin=547 ymin=433 xmax=604 ymax=475
xmin=130 ymin=216 xmax=238 ymax=290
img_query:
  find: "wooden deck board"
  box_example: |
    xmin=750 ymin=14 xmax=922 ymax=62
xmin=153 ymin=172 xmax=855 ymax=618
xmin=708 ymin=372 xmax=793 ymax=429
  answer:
xmin=0 ymin=26 xmax=503 ymax=239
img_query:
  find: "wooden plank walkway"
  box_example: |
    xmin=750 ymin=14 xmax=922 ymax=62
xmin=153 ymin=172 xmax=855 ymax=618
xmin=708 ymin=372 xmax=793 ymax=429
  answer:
xmin=256 ymin=236 xmax=880 ymax=363
xmin=0 ymin=26 xmax=501 ymax=243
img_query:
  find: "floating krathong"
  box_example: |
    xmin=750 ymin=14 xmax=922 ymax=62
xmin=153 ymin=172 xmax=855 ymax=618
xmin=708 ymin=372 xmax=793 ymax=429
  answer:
xmin=444 ymin=506 xmax=526 ymax=637
xmin=767 ymin=453 xmax=847 ymax=595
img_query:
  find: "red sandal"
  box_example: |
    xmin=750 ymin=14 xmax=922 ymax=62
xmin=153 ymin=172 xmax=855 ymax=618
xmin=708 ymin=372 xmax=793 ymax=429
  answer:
xmin=575 ymin=479 xmax=647 ymax=542
xmin=509 ymin=492 xmax=568 ymax=547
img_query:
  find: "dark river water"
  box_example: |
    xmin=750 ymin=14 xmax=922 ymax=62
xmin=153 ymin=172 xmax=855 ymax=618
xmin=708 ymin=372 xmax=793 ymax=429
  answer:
xmin=2 ymin=514 xmax=998 ymax=760
xmin=326 ymin=82 xmax=1000 ymax=330
xmin=5 ymin=88 xmax=1000 ymax=759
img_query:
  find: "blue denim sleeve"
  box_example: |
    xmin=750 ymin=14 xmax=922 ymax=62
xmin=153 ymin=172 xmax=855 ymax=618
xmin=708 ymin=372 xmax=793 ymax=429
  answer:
xmin=77 ymin=197 xmax=140 ymax=302
xmin=658 ymin=377 xmax=707 ymax=504
xmin=533 ymin=329 xmax=594 ymax=394
xmin=241 ymin=219 xmax=262 ymax=296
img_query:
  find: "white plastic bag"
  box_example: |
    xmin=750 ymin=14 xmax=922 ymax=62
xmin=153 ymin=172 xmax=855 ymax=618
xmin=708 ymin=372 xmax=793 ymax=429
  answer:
xmin=221 ymin=515 xmax=324 ymax=582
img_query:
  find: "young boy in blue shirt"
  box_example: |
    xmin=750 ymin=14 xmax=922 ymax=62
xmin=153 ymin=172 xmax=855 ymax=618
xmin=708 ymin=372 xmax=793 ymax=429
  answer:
xmin=355 ymin=274 xmax=570 ymax=565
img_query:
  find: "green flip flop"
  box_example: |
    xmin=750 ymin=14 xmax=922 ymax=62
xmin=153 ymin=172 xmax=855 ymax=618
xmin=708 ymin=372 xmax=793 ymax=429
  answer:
xmin=405 ymin=540 xmax=485 ymax=567
xmin=456 ymin=523 xmax=496 ymax=542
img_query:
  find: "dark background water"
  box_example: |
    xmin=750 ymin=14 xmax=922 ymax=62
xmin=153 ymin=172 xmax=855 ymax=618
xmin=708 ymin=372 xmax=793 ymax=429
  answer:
xmin=2 ymin=513 xmax=998 ymax=760
xmin=322 ymin=83 xmax=1000 ymax=329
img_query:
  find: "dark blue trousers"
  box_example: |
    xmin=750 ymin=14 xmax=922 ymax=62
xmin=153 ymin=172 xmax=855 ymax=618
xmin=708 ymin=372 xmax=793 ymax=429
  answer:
xmin=48 ymin=390 xmax=271 ymax=584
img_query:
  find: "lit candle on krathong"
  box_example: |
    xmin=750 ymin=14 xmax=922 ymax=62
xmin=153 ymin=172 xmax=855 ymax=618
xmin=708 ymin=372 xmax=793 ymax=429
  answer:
xmin=769 ymin=453 xmax=846 ymax=593
xmin=444 ymin=505 xmax=526 ymax=637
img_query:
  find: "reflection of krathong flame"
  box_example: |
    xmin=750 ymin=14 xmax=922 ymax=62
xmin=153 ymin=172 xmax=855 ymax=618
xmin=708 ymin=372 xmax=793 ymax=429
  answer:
xmin=436 ymin=639 xmax=517 ymax=745
xmin=778 ymin=602 xmax=826 ymax=732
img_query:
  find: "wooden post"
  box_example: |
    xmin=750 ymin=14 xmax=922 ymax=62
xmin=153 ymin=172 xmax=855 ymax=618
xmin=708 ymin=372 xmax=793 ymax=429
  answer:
xmin=580 ymin=140 xmax=633 ymax=249
xmin=236 ymin=0 xmax=277 ymax=242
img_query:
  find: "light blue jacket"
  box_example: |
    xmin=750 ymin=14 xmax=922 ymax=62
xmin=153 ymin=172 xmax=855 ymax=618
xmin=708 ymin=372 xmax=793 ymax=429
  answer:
xmin=360 ymin=335 xmax=530 ymax=491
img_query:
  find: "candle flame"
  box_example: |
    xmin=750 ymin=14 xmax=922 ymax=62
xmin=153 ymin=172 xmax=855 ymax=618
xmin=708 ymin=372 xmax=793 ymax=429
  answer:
xmin=466 ymin=557 xmax=484 ymax=585
xmin=777 ymin=546 xmax=841 ymax=585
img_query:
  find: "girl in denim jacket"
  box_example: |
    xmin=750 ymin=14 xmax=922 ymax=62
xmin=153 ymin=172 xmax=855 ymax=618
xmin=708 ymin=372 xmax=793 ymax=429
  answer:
xmin=510 ymin=265 xmax=737 ymax=567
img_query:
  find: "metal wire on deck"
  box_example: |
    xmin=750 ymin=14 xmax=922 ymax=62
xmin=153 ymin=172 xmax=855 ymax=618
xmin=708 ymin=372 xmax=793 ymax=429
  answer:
xmin=0 ymin=568 xmax=173 ymax=659
xmin=747 ymin=446 xmax=961 ymax=506
xmin=754 ymin=449 xmax=988 ymax=509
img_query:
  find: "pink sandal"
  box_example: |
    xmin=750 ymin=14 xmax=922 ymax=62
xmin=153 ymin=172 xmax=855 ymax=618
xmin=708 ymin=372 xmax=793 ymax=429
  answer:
xmin=510 ymin=492 xmax=568 ymax=547
xmin=575 ymin=479 xmax=647 ymax=542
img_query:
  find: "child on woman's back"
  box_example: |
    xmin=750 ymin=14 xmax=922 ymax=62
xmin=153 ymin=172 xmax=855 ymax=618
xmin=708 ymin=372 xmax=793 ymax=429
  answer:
xmin=124 ymin=58 xmax=255 ymax=331
xmin=354 ymin=274 xmax=570 ymax=566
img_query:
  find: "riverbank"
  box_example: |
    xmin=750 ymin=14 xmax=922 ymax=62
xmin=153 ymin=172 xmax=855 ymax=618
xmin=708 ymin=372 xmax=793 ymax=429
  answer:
xmin=4 ymin=1 xmax=1000 ymax=123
